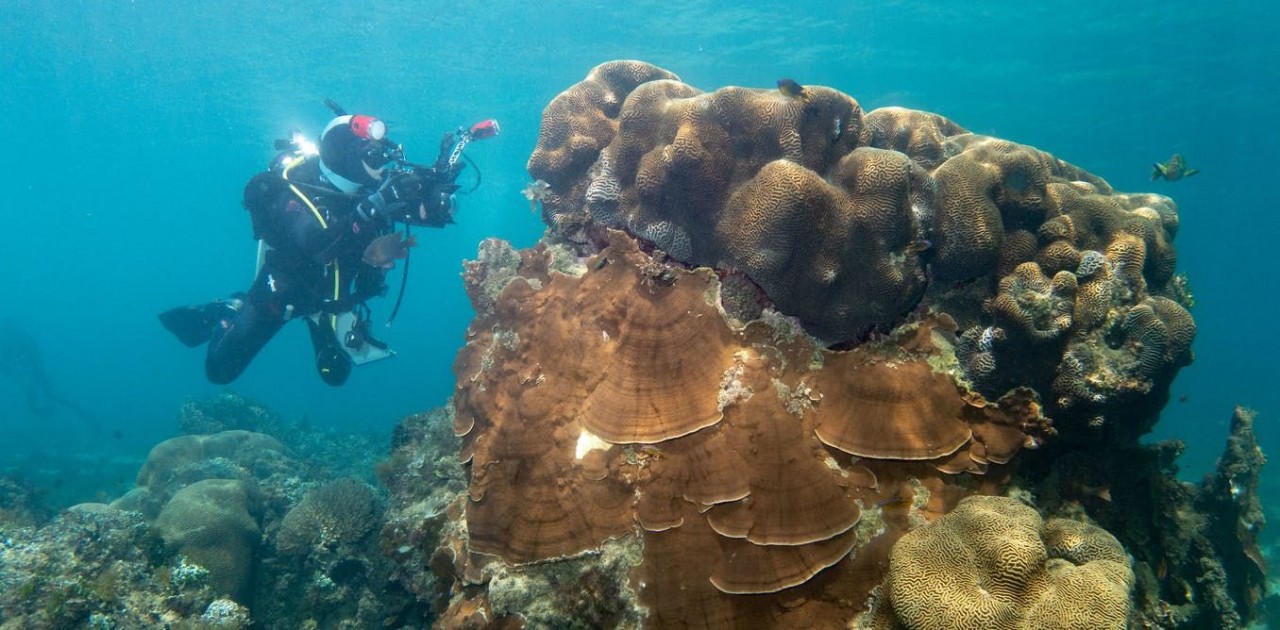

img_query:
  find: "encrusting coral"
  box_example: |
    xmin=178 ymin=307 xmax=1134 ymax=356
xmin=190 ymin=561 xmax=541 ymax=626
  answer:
xmin=428 ymin=230 xmax=1042 ymax=626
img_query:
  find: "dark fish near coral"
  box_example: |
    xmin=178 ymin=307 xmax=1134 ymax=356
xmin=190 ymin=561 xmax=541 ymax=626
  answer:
xmin=776 ymin=78 xmax=810 ymax=102
xmin=905 ymin=238 xmax=933 ymax=255
xmin=521 ymin=179 xmax=551 ymax=213
xmin=1151 ymin=153 xmax=1199 ymax=181
xmin=362 ymin=233 xmax=417 ymax=269
xmin=1080 ymin=484 xmax=1112 ymax=502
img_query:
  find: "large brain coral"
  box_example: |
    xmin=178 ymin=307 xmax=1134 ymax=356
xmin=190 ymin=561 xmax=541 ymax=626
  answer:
xmin=418 ymin=61 xmax=1225 ymax=629
xmin=869 ymin=495 xmax=1133 ymax=630
xmin=529 ymin=60 xmax=682 ymax=240
xmin=716 ymin=148 xmax=929 ymax=340
xmin=531 ymin=61 xmax=933 ymax=342
xmin=526 ymin=61 xmax=1191 ymax=393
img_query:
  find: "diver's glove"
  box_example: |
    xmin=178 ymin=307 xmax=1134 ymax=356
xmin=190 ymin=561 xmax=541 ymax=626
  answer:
xmin=418 ymin=180 xmax=460 ymax=227
xmin=356 ymin=171 xmax=424 ymax=225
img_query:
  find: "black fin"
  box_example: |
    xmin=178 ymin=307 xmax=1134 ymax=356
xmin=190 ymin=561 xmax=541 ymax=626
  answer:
xmin=159 ymin=305 xmax=218 ymax=348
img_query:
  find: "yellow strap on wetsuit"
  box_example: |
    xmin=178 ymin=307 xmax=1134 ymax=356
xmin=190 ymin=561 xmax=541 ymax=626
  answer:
xmin=331 ymin=262 xmax=341 ymax=331
xmin=280 ymin=155 xmax=342 ymax=331
xmin=281 ymin=156 xmax=329 ymax=230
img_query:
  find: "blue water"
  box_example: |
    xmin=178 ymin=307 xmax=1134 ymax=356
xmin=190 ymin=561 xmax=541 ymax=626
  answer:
xmin=0 ymin=1 xmax=1274 ymax=487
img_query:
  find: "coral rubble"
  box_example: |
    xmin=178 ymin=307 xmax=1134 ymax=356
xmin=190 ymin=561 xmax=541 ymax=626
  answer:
xmin=402 ymin=60 xmax=1264 ymax=629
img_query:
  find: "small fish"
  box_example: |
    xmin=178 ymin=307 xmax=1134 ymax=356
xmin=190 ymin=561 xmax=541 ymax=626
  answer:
xmin=1151 ymin=153 xmax=1199 ymax=182
xmin=521 ymin=179 xmax=551 ymax=213
xmin=905 ymin=238 xmax=933 ymax=255
xmin=776 ymin=78 xmax=810 ymax=102
xmin=1178 ymin=394 xmax=1189 ymax=403
xmin=637 ymin=445 xmax=664 ymax=460
xmin=1083 ymin=484 xmax=1112 ymax=502
xmin=1073 ymin=482 xmax=1112 ymax=502
xmin=362 ymin=233 xmax=417 ymax=269
xmin=874 ymin=493 xmax=911 ymax=509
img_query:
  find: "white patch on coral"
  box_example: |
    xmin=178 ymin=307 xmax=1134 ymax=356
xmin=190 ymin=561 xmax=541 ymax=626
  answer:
xmin=575 ymin=428 xmax=611 ymax=461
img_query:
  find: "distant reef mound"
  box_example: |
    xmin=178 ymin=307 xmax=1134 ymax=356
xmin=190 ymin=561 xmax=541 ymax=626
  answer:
xmin=380 ymin=61 xmax=1263 ymax=629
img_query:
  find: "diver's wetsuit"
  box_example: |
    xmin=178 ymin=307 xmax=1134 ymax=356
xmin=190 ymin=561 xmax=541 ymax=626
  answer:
xmin=206 ymin=158 xmax=390 ymax=386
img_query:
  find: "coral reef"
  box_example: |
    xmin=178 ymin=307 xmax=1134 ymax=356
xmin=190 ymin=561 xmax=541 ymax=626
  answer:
xmin=420 ymin=230 xmax=1035 ymax=625
xmin=395 ymin=61 xmax=1262 ymax=630
xmin=3 ymin=394 xmax=414 ymax=629
xmin=377 ymin=406 xmax=470 ymax=624
xmin=176 ymin=392 xmax=283 ymax=436
xmin=4 ymin=62 xmax=1260 ymax=630
xmin=0 ymin=473 xmax=49 ymax=528
xmin=0 ymin=503 xmax=234 ymax=628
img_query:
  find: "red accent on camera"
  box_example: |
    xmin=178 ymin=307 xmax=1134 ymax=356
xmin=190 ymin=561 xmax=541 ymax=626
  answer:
xmin=469 ymin=119 xmax=500 ymax=140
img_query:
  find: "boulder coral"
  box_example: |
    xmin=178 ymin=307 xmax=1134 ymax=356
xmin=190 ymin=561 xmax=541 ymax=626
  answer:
xmin=154 ymin=479 xmax=262 ymax=603
xmin=866 ymin=495 xmax=1133 ymax=629
xmin=528 ymin=61 xmax=1195 ymax=436
xmin=128 ymin=430 xmax=286 ymax=515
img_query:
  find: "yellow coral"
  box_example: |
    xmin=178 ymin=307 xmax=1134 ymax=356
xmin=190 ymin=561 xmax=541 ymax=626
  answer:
xmin=871 ymin=496 xmax=1132 ymax=630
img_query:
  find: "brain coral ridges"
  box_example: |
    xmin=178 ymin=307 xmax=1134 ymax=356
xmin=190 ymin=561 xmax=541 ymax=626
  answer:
xmin=435 ymin=60 xmax=1221 ymax=629
xmin=867 ymin=496 xmax=1133 ymax=630
xmin=527 ymin=59 xmax=1189 ymax=386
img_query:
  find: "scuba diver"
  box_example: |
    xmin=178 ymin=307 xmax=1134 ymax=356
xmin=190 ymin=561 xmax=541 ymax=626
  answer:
xmin=0 ymin=319 xmax=99 ymax=427
xmin=160 ymin=101 xmax=499 ymax=386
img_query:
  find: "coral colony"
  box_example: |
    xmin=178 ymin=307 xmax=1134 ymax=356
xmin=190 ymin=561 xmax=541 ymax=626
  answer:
xmin=421 ymin=61 xmax=1262 ymax=628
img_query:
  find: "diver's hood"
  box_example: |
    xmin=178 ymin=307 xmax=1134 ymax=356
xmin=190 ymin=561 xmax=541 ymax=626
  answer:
xmin=319 ymin=115 xmax=391 ymax=193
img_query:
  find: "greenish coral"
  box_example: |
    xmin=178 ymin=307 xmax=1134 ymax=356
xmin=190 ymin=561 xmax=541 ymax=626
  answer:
xmin=276 ymin=479 xmax=381 ymax=555
xmin=132 ymin=431 xmax=285 ymax=505
xmin=467 ymin=237 xmax=528 ymax=315
xmin=154 ymin=479 xmax=261 ymax=603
